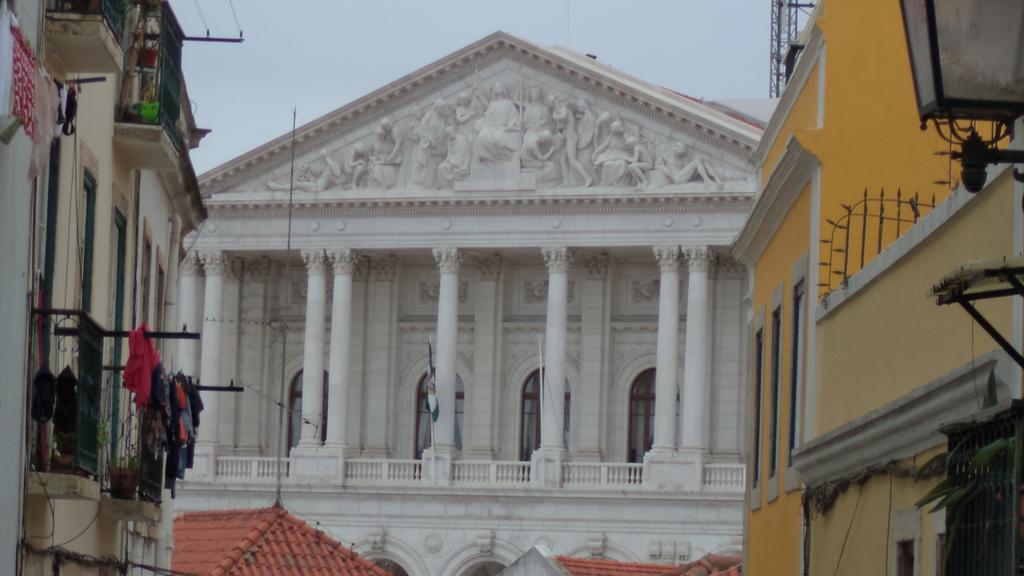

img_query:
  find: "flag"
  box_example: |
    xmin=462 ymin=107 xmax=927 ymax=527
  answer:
xmin=425 ymin=340 xmax=439 ymax=423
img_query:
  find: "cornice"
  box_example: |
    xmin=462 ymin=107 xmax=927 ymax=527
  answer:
xmin=792 ymin=351 xmax=1014 ymax=486
xmin=732 ymin=138 xmax=818 ymax=265
xmin=200 ymin=33 xmax=760 ymax=197
xmin=204 ymin=191 xmax=756 ymax=220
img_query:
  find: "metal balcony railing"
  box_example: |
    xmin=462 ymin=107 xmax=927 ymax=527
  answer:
xmin=48 ymin=0 xmax=127 ymax=43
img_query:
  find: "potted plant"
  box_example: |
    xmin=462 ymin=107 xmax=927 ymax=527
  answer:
xmin=108 ymin=453 xmax=140 ymax=499
xmin=51 ymin=432 xmax=76 ymax=472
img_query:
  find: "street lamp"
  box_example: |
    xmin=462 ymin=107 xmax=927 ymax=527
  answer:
xmin=898 ymin=0 xmax=1024 ymax=192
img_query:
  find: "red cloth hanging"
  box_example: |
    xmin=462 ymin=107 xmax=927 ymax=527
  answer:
xmin=10 ymin=26 xmax=34 ymax=137
xmin=123 ymin=324 xmax=159 ymax=407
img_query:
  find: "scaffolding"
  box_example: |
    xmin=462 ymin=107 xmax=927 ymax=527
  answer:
xmin=769 ymin=0 xmax=816 ymax=97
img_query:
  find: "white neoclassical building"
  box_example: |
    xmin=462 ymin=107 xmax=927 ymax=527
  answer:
xmin=173 ymin=32 xmax=763 ymax=576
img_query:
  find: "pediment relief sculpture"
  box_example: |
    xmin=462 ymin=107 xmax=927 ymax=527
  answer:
xmin=260 ymin=74 xmax=753 ymax=195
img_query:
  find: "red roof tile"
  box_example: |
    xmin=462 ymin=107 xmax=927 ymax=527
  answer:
xmin=555 ymin=554 xmax=741 ymax=576
xmin=173 ymin=504 xmax=388 ymax=576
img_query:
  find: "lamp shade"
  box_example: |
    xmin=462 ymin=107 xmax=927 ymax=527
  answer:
xmin=899 ymin=0 xmax=1024 ymax=121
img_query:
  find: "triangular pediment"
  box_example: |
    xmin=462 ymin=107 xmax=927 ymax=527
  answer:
xmin=201 ymin=32 xmax=761 ymax=197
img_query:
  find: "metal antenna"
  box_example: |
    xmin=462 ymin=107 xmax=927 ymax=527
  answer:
xmin=275 ymin=108 xmax=298 ymax=505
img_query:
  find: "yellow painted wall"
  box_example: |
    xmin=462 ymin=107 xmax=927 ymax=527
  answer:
xmin=760 ymin=59 xmax=820 ymax=183
xmin=809 ymin=448 xmax=945 ymax=576
xmin=746 ymin=184 xmax=811 ymax=576
xmin=815 ymin=172 xmax=1015 ymax=435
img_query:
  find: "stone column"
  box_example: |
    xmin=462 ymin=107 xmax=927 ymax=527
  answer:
xmin=432 ymin=248 xmax=462 ymax=453
xmin=176 ymin=252 xmax=202 ymax=376
xmin=236 ymin=257 xmax=270 ymax=454
xmin=326 ymin=249 xmax=355 ymax=450
xmin=467 ymin=256 xmax=502 ymax=460
xmin=298 ymin=249 xmax=328 ymax=447
xmin=652 ymin=245 xmax=681 ymax=453
xmin=197 ymin=251 xmax=226 ymax=446
xmin=362 ymin=256 xmax=397 ymax=458
xmin=221 ymin=257 xmax=242 ymax=450
xmin=680 ymin=246 xmax=711 ymax=454
xmin=576 ymin=253 xmax=610 ymax=462
xmin=540 ymin=247 xmax=571 ymax=451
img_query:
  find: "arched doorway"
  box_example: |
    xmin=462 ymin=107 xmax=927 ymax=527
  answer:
xmin=415 ymin=373 xmax=464 ymax=458
xmin=462 ymin=560 xmax=506 ymax=576
xmin=374 ymin=559 xmax=411 ymax=576
xmin=627 ymin=368 xmax=656 ymax=463
xmin=520 ymin=369 xmax=571 ymax=461
xmin=288 ymin=369 xmax=328 ymax=450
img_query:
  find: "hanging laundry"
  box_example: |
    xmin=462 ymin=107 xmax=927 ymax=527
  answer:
xmin=61 ymin=84 xmax=76 ymax=136
xmin=28 ymin=68 xmax=57 ymax=179
xmin=185 ymin=373 xmax=203 ymax=429
xmin=0 ymin=4 xmax=13 ymax=117
xmin=123 ymin=324 xmax=159 ymax=407
xmin=53 ymin=366 xmax=77 ymax=434
xmin=55 ymin=80 xmax=65 ymax=126
xmin=30 ymin=367 xmax=55 ymax=423
xmin=10 ymin=25 xmax=34 ymax=136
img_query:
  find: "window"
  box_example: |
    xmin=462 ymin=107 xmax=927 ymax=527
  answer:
xmin=287 ymin=370 xmax=328 ymax=450
xmin=628 ymin=369 xmax=656 ymax=463
xmin=109 ymin=209 xmax=127 ymax=459
xmin=752 ymin=329 xmax=764 ymax=489
xmin=788 ymin=281 xmax=805 ymax=465
xmin=769 ymin=306 xmax=782 ymax=478
xmin=415 ymin=374 xmax=464 ymax=459
xmin=897 ymin=539 xmax=915 ymax=576
xmin=520 ymin=369 xmax=571 ymax=461
xmin=155 ymin=259 xmax=165 ymax=331
xmin=41 ymin=139 xmax=61 ymax=364
xmin=81 ymin=170 xmax=97 ymax=312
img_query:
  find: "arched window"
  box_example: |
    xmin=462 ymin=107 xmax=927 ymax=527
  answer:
xmin=520 ymin=369 xmax=571 ymax=462
xmin=628 ymin=369 xmax=657 ymax=463
xmin=374 ymin=559 xmax=410 ymax=576
xmin=415 ymin=374 xmax=464 ymax=459
xmin=288 ymin=370 xmax=328 ymax=450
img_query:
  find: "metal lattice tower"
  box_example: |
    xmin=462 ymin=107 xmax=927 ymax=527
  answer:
xmin=769 ymin=1 xmax=815 ymax=97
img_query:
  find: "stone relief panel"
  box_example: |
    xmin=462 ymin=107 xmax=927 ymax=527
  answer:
xmin=612 ymin=265 xmax=685 ymax=321
xmin=401 ymin=266 xmax=474 ymax=319
xmin=257 ymin=64 xmax=754 ymax=195
xmin=506 ymin=265 xmax=581 ymax=319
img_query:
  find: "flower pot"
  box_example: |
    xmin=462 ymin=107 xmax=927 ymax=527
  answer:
xmin=51 ymin=454 xmax=75 ymax=472
xmin=138 ymin=48 xmax=158 ymax=68
xmin=109 ymin=467 xmax=139 ymax=499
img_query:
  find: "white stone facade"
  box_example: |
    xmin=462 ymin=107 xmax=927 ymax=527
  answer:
xmin=174 ymin=32 xmax=757 ymax=576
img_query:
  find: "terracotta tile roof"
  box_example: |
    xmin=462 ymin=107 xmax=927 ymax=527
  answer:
xmin=173 ymin=504 xmax=387 ymax=576
xmin=555 ymin=554 xmax=742 ymax=576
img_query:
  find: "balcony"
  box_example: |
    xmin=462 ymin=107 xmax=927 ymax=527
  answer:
xmin=114 ymin=1 xmax=188 ymax=172
xmin=201 ymin=455 xmax=745 ymax=494
xmin=45 ymin=0 xmax=126 ymax=73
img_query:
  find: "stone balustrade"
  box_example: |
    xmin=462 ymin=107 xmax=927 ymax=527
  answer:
xmin=198 ymin=456 xmax=744 ymax=493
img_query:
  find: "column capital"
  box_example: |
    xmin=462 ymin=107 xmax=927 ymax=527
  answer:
xmin=653 ymin=246 xmax=681 ymax=272
xmin=476 ymin=255 xmax=502 ymax=280
xmin=328 ymin=249 xmax=357 ymax=275
xmin=180 ymin=251 xmax=202 ymax=276
xmin=199 ymin=251 xmax=228 ymax=277
xmin=433 ymin=248 xmax=463 ymax=275
xmin=582 ymin=253 xmax=609 ymax=279
xmin=302 ymin=249 xmax=328 ymax=273
xmin=683 ymin=246 xmax=713 ymax=273
xmin=541 ymin=247 xmax=573 ymax=273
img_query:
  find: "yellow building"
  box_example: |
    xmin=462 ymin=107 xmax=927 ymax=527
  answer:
xmin=7 ymin=1 xmax=206 ymax=574
xmin=728 ymin=0 xmax=1015 ymax=573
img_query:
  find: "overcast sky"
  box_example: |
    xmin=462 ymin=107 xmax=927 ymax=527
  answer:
xmin=167 ymin=1 xmax=772 ymax=175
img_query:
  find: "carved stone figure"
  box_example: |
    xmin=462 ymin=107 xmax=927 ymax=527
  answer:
xmin=266 ymin=149 xmax=348 ymax=192
xmin=654 ymin=142 xmax=721 ymax=188
xmin=369 ymin=117 xmax=403 ymax=189
xmin=349 ymin=142 xmax=369 ymax=188
xmin=474 ymin=82 xmax=522 ymax=165
xmin=591 ymin=120 xmax=632 ymax=187
xmin=411 ymin=99 xmax=452 ymax=189
xmin=437 ymin=127 xmax=472 ymax=187
xmin=454 ymin=83 xmax=485 ymax=138
xmin=553 ymin=97 xmax=592 ymax=187
xmin=626 ymin=136 xmax=654 ymax=188
xmin=520 ymin=84 xmax=553 ymax=169
xmin=521 ymin=129 xmax=553 ymax=170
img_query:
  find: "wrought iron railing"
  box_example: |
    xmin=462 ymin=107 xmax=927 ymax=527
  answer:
xmin=47 ymin=0 xmax=127 ymax=43
xmin=138 ymin=408 xmax=164 ymax=502
xmin=819 ymin=189 xmax=936 ymax=296
xmin=74 ymin=313 xmax=102 ymax=477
